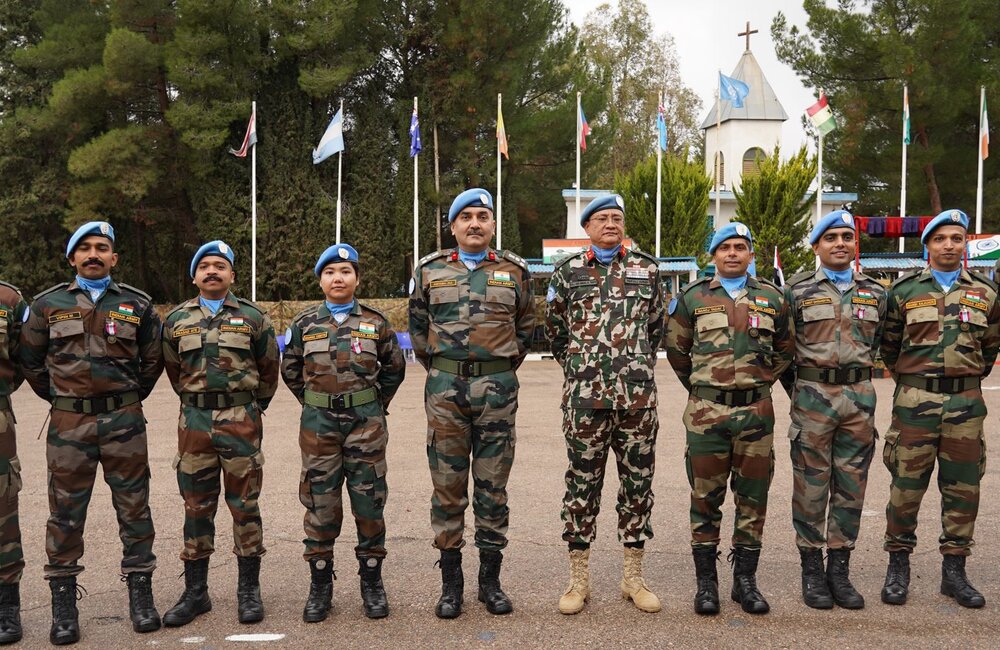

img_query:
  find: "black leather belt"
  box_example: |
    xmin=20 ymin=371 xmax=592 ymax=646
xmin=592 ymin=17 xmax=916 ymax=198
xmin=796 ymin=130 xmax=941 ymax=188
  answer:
xmin=180 ymin=391 xmax=255 ymax=409
xmin=898 ymin=374 xmax=981 ymax=394
xmin=797 ymin=367 xmax=872 ymax=385
xmin=690 ymin=385 xmax=771 ymax=407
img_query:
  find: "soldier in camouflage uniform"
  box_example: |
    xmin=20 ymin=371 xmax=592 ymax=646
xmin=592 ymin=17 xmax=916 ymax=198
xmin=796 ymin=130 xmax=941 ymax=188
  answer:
xmin=666 ymin=222 xmax=793 ymax=616
xmin=545 ymin=194 xmax=663 ymax=615
xmin=781 ymin=211 xmax=886 ymax=610
xmin=0 ymin=280 xmax=27 ymax=644
xmin=408 ymin=188 xmax=534 ymax=619
xmin=160 ymin=241 xmax=279 ymax=627
xmin=282 ymin=243 xmax=405 ymax=622
xmin=19 ymin=222 xmax=163 ymax=644
xmin=879 ymin=209 xmax=1000 ymax=609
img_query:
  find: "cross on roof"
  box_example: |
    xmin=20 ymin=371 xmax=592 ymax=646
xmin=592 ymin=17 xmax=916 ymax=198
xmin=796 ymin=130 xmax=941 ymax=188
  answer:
xmin=738 ymin=21 xmax=758 ymax=51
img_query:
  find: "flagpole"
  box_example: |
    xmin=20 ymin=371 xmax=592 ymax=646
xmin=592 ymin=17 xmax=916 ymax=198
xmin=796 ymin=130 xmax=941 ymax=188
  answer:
xmin=976 ymin=85 xmax=985 ymax=234
xmin=655 ymin=90 xmax=663 ymax=258
xmin=413 ymin=96 xmax=419 ymax=266
xmin=576 ymin=92 xmax=581 ymax=224
xmin=496 ymin=92 xmax=503 ymax=250
xmin=900 ymin=85 xmax=908 ymax=253
xmin=714 ymin=75 xmax=721 ymax=228
xmin=251 ymin=100 xmax=257 ymax=302
xmin=433 ymin=123 xmax=442 ymax=251
xmin=336 ymin=98 xmax=344 ymax=244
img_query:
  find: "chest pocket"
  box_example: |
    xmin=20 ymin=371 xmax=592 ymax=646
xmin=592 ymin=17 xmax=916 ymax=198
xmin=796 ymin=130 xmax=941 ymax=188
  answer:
xmin=428 ymin=284 xmax=461 ymax=322
xmin=905 ymin=305 xmax=940 ymax=346
xmin=107 ymin=320 xmax=138 ymax=357
xmin=484 ymin=283 xmax=517 ymax=320
xmin=50 ymin=318 xmax=85 ymax=345
xmin=624 ymin=281 xmax=653 ymax=319
xmin=303 ymin=335 xmax=331 ymax=358
xmin=219 ymin=330 xmax=252 ymax=353
xmin=177 ymin=332 xmax=203 ymax=355
xmin=350 ymin=337 xmax=379 ymax=374
xmin=695 ymin=311 xmax=730 ymax=349
xmin=800 ymin=302 xmax=836 ymax=343
xmin=569 ymin=282 xmax=600 ymax=322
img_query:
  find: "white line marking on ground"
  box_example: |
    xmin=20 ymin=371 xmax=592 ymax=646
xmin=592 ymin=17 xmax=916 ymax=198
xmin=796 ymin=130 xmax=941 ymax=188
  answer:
xmin=225 ymin=633 xmax=287 ymax=642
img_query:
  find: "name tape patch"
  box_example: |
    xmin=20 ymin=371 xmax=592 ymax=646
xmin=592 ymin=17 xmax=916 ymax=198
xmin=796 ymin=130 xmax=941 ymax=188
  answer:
xmin=852 ymin=297 xmax=878 ymax=306
xmin=429 ymin=279 xmax=458 ymax=289
xmin=487 ymin=279 xmax=517 ymax=288
xmin=173 ymin=326 xmax=201 ymax=338
xmin=219 ymin=325 xmax=252 ymax=333
xmin=48 ymin=311 xmax=81 ymax=324
xmin=960 ymin=297 xmax=989 ymax=311
xmin=802 ymin=297 xmax=833 ymax=307
xmin=693 ymin=305 xmax=727 ymax=316
xmin=303 ymin=331 xmax=329 ymax=342
xmin=905 ymin=298 xmax=937 ymax=310
xmin=109 ymin=311 xmax=141 ymax=324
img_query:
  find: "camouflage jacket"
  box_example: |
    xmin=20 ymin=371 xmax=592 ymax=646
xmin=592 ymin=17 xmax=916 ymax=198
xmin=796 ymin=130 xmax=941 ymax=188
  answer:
xmin=545 ymin=246 xmax=664 ymax=409
xmin=666 ymin=274 xmax=793 ymax=392
xmin=408 ymin=248 xmax=534 ymax=369
xmin=783 ymin=267 xmax=887 ymax=369
xmin=0 ymin=281 xmax=28 ymax=399
xmin=281 ymin=301 xmax=406 ymax=409
xmin=19 ymin=279 xmax=163 ymax=400
xmin=162 ymin=292 xmax=280 ymax=410
xmin=881 ymin=268 xmax=1000 ymax=378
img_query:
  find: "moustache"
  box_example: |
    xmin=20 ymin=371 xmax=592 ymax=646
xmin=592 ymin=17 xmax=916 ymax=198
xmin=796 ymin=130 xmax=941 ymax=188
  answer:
xmin=204 ymin=275 xmax=222 ymax=283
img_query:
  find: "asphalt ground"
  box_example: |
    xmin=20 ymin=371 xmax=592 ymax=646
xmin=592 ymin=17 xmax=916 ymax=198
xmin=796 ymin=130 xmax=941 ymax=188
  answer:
xmin=7 ymin=360 xmax=1000 ymax=648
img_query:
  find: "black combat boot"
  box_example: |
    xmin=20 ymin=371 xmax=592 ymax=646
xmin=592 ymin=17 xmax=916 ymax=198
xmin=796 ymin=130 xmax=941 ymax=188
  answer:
xmin=826 ymin=549 xmax=864 ymax=609
xmin=729 ymin=547 xmax=769 ymax=614
xmin=692 ymin=546 xmax=720 ymax=615
xmin=0 ymin=583 xmax=21 ymax=645
xmin=941 ymin=554 xmax=985 ymax=608
xmin=798 ymin=548 xmax=833 ymax=609
xmin=237 ymin=556 xmax=264 ymax=623
xmin=478 ymin=549 xmax=513 ymax=615
xmin=434 ymin=549 xmax=463 ymax=619
xmin=358 ymin=556 xmax=389 ymax=619
xmin=163 ymin=558 xmax=211 ymax=627
xmin=303 ymin=558 xmax=334 ymax=623
xmin=124 ymin=572 xmax=161 ymax=632
xmin=49 ymin=576 xmax=80 ymax=646
xmin=880 ymin=551 xmax=909 ymax=605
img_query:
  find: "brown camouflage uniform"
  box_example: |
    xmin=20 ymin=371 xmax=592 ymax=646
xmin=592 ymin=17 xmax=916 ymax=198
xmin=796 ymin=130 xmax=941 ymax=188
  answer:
xmin=782 ymin=268 xmax=887 ymax=551
xmin=666 ymin=275 xmax=793 ymax=549
xmin=545 ymin=246 xmax=663 ymax=545
xmin=881 ymin=268 xmax=1000 ymax=555
xmin=19 ymin=279 xmax=163 ymax=578
xmin=0 ymin=282 xmax=27 ymax=584
xmin=162 ymin=293 xmax=279 ymax=561
xmin=281 ymin=302 xmax=405 ymax=561
xmin=408 ymin=248 xmax=534 ymax=551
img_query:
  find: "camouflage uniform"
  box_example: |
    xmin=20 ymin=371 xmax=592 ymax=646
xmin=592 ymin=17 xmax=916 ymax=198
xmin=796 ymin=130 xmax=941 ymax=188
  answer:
xmin=881 ymin=268 xmax=1000 ymax=555
xmin=545 ymin=246 xmax=663 ymax=545
xmin=19 ymin=279 xmax=163 ymax=578
xmin=162 ymin=292 xmax=279 ymax=561
xmin=408 ymin=248 xmax=533 ymax=551
xmin=782 ymin=268 xmax=886 ymax=550
xmin=666 ymin=275 xmax=793 ymax=549
xmin=281 ymin=302 xmax=405 ymax=561
xmin=0 ymin=282 xmax=27 ymax=585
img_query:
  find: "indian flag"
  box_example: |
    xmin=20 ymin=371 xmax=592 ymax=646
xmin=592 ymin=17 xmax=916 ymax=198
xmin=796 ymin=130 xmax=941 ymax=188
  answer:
xmin=118 ymin=304 xmax=134 ymax=315
xmin=359 ymin=322 xmax=376 ymax=334
xmin=755 ymin=297 xmax=769 ymax=309
xmin=982 ymin=94 xmax=990 ymax=160
xmin=903 ymin=85 xmax=911 ymax=145
xmin=806 ymin=94 xmax=836 ymax=136
xmin=229 ymin=316 xmax=244 ymax=326
xmin=858 ymin=288 xmax=874 ymax=299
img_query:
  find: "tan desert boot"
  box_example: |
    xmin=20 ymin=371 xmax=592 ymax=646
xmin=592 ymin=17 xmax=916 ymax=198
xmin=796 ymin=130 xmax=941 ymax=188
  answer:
xmin=621 ymin=547 xmax=661 ymax=613
xmin=558 ymin=549 xmax=590 ymax=615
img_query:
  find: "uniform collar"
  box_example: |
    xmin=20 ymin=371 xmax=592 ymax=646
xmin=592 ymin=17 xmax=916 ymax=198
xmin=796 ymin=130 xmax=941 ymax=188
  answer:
xmin=183 ymin=291 xmax=239 ymax=313
xmin=709 ymin=273 xmax=757 ymax=290
xmin=316 ymin=300 xmax=363 ymax=320
xmin=917 ymin=267 xmax=973 ymax=286
xmin=68 ymin=277 xmax=120 ymax=295
xmin=450 ymin=248 xmax=497 ymax=265
xmin=584 ymin=244 xmax=628 ymax=265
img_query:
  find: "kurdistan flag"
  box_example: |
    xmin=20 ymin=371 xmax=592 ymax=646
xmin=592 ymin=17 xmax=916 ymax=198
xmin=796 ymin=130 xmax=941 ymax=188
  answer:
xmin=806 ymin=94 xmax=836 ymax=135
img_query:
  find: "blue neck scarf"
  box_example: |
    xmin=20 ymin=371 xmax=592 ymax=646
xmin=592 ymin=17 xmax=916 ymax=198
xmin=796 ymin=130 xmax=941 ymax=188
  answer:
xmin=199 ymin=296 xmax=225 ymax=315
xmin=326 ymin=300 xmax=354 ymax=323
xmin=458 ymin=248 xmax=488 ymax=270
xmin=591 ymin=244 xmax=622 ymax=265
xmin=931 ymin=268 xmax=961 ymax=292
xmin=76 ymin=275 xmax=111 ymax=303
xmin=718 ymin=275 xmax=748 ymax=299
xmin=823 ymin=267 xmax=854 ymax=292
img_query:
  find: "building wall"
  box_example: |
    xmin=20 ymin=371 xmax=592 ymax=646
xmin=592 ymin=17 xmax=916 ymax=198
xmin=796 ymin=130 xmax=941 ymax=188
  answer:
xmin=703 ymin=119 xmax=783 ymax=193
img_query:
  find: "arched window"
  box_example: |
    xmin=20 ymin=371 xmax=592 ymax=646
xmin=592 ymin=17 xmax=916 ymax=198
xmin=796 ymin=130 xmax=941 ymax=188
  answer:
xmin=743 ymin=147 xmax=766 ymax=178
xmin=713 ymin=152 xmax=725 ymax=187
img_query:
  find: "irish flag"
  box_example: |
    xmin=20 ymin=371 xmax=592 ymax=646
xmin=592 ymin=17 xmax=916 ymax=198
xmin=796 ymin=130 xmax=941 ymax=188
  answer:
xmin=806 ymin=94 xmax=836 ymax=136
xmin=982 ymin=95 xmax=990 ymax=160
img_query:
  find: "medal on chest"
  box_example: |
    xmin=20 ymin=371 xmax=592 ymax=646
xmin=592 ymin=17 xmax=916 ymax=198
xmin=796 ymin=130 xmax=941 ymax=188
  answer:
xmin=352 ymin=337 xmax=362 ymax=354
xmin=748 ymin=313 xmax=760 ymax=338
xmin=105 ymin=318 xmax=118 ymax=344
xmin=857 ymin=307 xmax=866 ymax=319
xmin=960 ymin=306 xmax=971 ymax=331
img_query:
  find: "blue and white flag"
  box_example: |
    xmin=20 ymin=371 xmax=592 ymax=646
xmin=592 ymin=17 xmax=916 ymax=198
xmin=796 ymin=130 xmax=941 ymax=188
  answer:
xmin=313 ymin=108 xmax=345 ymax=165
xmin=656 ymin=100 xmax=667 ymax=152
xmin=719 ymin=73 xmax=750 ymax=109
xmin=409 ymin=107 xmax=422 ymax=157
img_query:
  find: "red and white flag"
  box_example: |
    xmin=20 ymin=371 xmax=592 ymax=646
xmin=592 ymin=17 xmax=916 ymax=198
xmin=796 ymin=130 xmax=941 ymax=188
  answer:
xmin=229 ymin=107 xmax=257 ymax=158
xmin=773 ymin=246 xmax=785 ymax=286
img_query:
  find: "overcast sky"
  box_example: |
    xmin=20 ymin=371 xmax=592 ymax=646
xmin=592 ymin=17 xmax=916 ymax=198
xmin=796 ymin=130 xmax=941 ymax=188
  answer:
xmin=565 ymin=0 xmax=818 ymax=152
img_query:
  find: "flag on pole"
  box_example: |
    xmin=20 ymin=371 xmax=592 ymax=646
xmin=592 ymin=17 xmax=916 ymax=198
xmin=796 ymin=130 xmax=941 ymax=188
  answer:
xmin=981 ymin=95 xmax=990 ymax=160
xmin=229 ymin=108 xmax=257 ymax=157
xmin=719 ymin=73 xmax=750 ymax=109
xmin=806 ymin=94 xmax=836 ymax=135
xmin=903 ymin=86 xmax=911 ymax=145
xmin=578 ymin=104 xmax=591 ymax=151
xmin=409 ymin=107 xmax=422 ymax=157
xmin=656 ymin=100 xmax=667 ymax=152
xmin=313 ymin=108 xmax=345 ymax=165
xmin=497 ymin=103 xmax=509 ymax=160
xmin=773 ymin=246 xmax=785 ymax=286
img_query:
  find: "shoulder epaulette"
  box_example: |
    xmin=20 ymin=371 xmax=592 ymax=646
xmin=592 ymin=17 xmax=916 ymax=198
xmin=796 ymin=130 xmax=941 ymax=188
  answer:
xmin=854 ymin=271 xmax=885 ymax=288
xmin=679 ymin=276 xmax=711 ymax=295
xmin=890 ymin=270 xmax=921 ymax=289
xmin=786 ymin=270 xmax=814 ymax=287
xmin=0 ymin=280 xmax=22 ymax=296
xmin=553 ymin=250 xmax=585 ymax=270
xmin=358 ymin=302 xmax=390 ymax=322
xmin=236 ymin=296 xmax=266 ymax=316
xmin=166 ymin=301 xmax=193 ymax=318
xmin=969 ymin=269 xmax=998 ymax=292
xmin=292 ymin=303 xmax=321 ymax=325
xmin=500 ymin=250 xmax=528 ymax=270
xmin=33 ymin=282 xmax=69 ymax=301
xmin=627 ymin=248 xmax=659 ymax=265
xmin=416 ymin=250 xmax=447 ymax=269
xmin=117 ymin=282 xmax=152 ymax=301
xmin=755 ymin=277 xmax=781 ymax=292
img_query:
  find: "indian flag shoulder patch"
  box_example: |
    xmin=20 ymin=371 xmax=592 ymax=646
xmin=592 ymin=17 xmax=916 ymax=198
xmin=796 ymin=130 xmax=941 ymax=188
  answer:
xmin=857 ymin=289 xmax=874 ymax=299
xmin=494 ymin=271 xmax=511 ymax=282
xmin=754 ymin=297 xmax=769 ymax=308
xmin=118 ymin=303 xmax=134 ymax=315
xmin=359 ymin=322 xmax=377 ymax=334
xmin=229 ymin=316 xmax=245 ymax=326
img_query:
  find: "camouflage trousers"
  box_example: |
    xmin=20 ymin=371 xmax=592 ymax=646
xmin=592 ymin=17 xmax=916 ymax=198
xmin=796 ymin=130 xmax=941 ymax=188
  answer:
xmin=0 ymin=409 xmax=23 ymax=584
xmin=561 ymin=408 xmax=657 ymax=545
xmin=883 ymin=384 xmax=986 ymax=556
xmin=46 ymin=405 xmax=155 ymax=578
xmin=684 ymin=394 xmax=775 ymax=549
xmin=174 ymin=403 xmax=265 ymax=561
xmin=425 ymin=367 xmax=517 ymax=551
xmin=299 ymin=402 xmax=388 ymax=561
xmin=789 ymin=379 xmax=876 ymax=550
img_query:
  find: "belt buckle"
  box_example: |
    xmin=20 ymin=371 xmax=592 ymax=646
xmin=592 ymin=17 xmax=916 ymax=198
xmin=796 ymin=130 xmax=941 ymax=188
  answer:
xmin=941 ymin=377 xmax=957 ymax=393
xmin=331 ymin=394 xmax=347 ymax=409
xmin=460 ymin=361 xmax=477 ymax=377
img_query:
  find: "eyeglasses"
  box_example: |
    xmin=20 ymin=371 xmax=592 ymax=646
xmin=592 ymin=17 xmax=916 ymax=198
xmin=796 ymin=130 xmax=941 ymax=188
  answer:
xmin=590 ymin=215 xmax=624 ymax=226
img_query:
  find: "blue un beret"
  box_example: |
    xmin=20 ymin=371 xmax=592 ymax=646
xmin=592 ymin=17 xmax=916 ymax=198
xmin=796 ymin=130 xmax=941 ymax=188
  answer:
xmin=66 ymin=221 xmax=115 ymax=258
xmin=448 ymin=188 xmax=494 ymax=223
xmin=190 ymin=240 xmax=235 ymax=278
xmin=809 ymin=210 xmax=855 ymax=245
xmin=709 ymin=222 xmax=754 ymax=254
xmin=579 ymin=194 xmax=625 ymax=226
xmin=314 ymin=243 xmax=359 ymax=276
xmin=921 ymin=209 xmax=969 ymax=245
